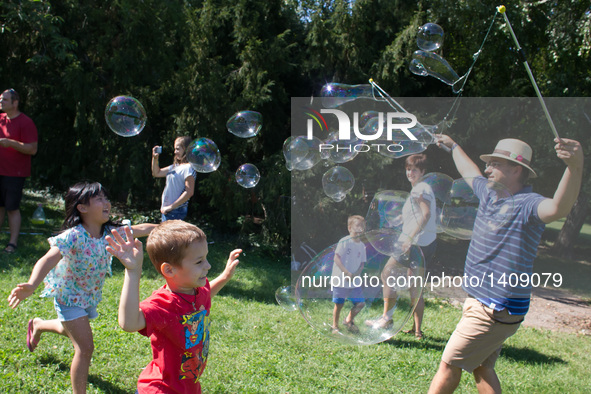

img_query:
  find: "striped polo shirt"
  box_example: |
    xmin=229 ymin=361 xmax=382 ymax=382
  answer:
xmin=463 ymin=176 xmax=546 ymax=315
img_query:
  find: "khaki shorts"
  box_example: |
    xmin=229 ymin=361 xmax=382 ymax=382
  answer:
xmin=441 ymin=298 xmax=524 ymax=372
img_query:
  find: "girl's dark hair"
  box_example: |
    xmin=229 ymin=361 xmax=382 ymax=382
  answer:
xmin=175 ymin=136 xmax=193 ymax=165
xmin=62 ymin=181 xmax=117 ymax=234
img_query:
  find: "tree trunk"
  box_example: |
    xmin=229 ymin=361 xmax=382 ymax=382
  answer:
xmin=550 ymin=192 xmax=589 ymax=259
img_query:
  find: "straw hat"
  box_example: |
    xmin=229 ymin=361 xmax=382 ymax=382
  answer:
xmin=479 ymin=138 xmax=537 ymax=178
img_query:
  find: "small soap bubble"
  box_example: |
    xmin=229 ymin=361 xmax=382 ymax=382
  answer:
xmin=322 ymin=166 xmax=355 ymax=202
xmin=359 ymin=111 xmax=382 ymax=135
xmin=409 ymin=58 xmax=428 ymax=76
xmin=417 ymin=23 xmax=444 ymax=52
xmin=411 ymin=50 xmax=460 ymax=86
xmin=283 ymin=136 xmax=306 ymax=170
xmin=275 ymin=286 xmax=297 ymax=311
xmin=186 ymin=137 xmax=221 ymax=173
xmin=235 ymin=163 xmax=260 ymax=188
xmin=323 ymin=131 xmax=360 ymax=164
xmin=104 ymin=96 xmax=147 ymax=137
xmin=283 ymin=136 xmax=323 ymax=171
xmin=227 ymin=111 xmax=262 ymax=138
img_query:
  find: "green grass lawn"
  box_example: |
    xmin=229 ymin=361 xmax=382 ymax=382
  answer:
xmin=1 ymin=196 xmax=590 ymax=392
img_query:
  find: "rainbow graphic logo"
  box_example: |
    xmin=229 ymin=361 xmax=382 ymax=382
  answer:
xmin=304 ymin=107 xmax=328 ymax=135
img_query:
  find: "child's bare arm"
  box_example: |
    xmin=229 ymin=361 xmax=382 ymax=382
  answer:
xmin=130 ymin=223 xmax=158 ymax=238
xmin=7 ymin=247 xmax=62 ymax=309
xmin=106 ymin=227 xmax=147 ymax=332
xmin=210 ymin=249 xmax=242 ymax=297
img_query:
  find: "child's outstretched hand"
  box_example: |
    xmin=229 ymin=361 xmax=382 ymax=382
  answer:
xmin=223 ymin=249 xmax=242 ymax=279
xmin=106 ymin=226 xmax=144 ymax=272
xmin=8 ymin=283 xmax=36 ymax=309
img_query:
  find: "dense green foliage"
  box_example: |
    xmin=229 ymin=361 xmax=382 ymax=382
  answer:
xmin=1 ymin=0 xmax=590 ymax=252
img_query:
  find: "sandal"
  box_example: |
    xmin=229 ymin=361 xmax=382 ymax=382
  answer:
xmin=364 ymin=316 xmax=393 ymax=329
xmin=343 ymin=319 xmax=360 ymax=334
xmin=26 ymin=319 xmax=39 ymax=352
xmin=4 ymin=243 xmax=17 ymax=253
xmin=403 ymin=328 xmax=424 ymax=339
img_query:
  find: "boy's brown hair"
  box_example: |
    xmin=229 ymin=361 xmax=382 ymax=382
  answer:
xmin=348 ymin=215 xmax=366 ymax=229
xmin=146 ymin=220 xmax=206 ymax=275
xmin=405 ymin=153 xmax=428 ymax=171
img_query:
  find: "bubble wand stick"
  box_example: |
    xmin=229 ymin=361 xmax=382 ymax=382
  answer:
xmin=369 ymin=78 xmax=451 ymax=152
xmin=497 ymin=5 xmax=560 ymax=140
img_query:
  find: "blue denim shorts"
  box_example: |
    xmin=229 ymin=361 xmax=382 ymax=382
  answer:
xmin=53 ymin=299 xmax=98 ymax=322
xmin=161 ymin=205 xmax=188 ymax=222
xmin=332 ymin=286 xmax=365 ymax=305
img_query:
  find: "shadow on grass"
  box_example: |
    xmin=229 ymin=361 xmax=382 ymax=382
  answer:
xmin=381 ymin=336 xmax=565 ymax=367
xmin=38 ymin=355 xmax=129 ymax=393
xmin=87 ymin=375 xmax=129 ymax=394
xmin=39 ymin=354 xmax=70 ymax=372
xmin=382 ymin=334 xmax=449 ymax=352
xmin=500 ymin=344 xmax=566 ymax=366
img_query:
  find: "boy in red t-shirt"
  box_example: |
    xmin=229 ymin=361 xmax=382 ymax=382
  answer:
xmin=106 ymin=220 xmax=242 ymax=393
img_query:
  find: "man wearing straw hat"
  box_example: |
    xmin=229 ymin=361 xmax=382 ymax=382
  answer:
xmin=428 ymin=135 xmax=583 ymax=394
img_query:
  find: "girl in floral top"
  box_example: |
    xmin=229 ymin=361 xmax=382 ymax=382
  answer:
xmin=8 ymin=181 xmax=155 ymax=394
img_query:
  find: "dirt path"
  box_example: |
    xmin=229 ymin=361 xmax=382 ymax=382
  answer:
xmin=426 ymin=278 xmax=591 ymax=335
xmin=524 ymin=287 xmax=591 ymax=335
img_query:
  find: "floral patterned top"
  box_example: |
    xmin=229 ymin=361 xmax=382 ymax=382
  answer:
xmin=41 ymin=224 xmax=125 ymax=308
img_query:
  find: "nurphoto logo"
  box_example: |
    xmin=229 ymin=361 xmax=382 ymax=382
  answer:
xmin=304 ymin=108 xmax=419 ymax=153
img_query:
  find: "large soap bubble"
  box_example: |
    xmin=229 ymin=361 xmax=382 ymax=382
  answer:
xmin=295 ymin=234 xmax=425 ymax=345
xmin=417 ymin=23 xmax=444 ymax=52
xmin=414 ymin=172 xmax=454 ymax=233
xmin=441 ymin=177 xmax=514 ymax=240
xmin=321 ymin=83 xmax=374 ymax=108
xmin=275 ymin=285 xmax=297 ymax=311
xmin=235 ymin=163 xmax=260 ymax=188
xmin=322 ymin=166 xmax=355 ymax=202
xmin=104 ymin=96 xmax=147 ymax=137
xmin=226 ymin=110 xmax=262 ymax=138
xmin=187 ymin=137 xmax=221 ymax=173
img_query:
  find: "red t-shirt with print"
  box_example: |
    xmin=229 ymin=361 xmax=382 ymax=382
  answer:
xmin=137 ymin=280 xmax=211 ymax=394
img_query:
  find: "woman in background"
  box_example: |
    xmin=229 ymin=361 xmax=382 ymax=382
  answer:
xmin=152 ymin=136 xmax=196 ymax=221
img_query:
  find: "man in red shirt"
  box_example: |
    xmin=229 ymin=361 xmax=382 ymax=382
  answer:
xmin=0 ymin=89 xmax=38 ymax=253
